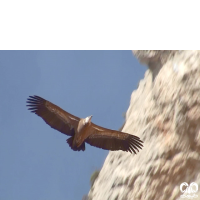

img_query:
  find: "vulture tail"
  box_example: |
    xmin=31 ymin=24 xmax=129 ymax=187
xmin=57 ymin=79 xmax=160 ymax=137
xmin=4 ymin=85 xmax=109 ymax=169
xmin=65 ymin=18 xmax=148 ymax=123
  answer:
xmin=66 ymin=136 xmax=85 ymax=151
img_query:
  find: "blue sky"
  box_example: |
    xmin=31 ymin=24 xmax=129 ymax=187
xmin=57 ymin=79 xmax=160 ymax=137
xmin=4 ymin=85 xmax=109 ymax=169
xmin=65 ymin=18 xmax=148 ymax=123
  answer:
xmin=0 ymin=51 xmax=146 ymax=200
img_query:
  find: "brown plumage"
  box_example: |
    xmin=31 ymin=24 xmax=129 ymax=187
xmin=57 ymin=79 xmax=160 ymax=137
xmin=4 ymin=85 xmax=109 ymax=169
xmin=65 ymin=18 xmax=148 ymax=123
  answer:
xmin=26 ymin=95 xmax=143 ymax=154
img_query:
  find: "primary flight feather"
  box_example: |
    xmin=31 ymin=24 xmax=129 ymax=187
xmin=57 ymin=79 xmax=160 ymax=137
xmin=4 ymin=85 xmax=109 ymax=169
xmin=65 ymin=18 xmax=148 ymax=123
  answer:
xmin=26 ymin=95 xmax=143 ymax=154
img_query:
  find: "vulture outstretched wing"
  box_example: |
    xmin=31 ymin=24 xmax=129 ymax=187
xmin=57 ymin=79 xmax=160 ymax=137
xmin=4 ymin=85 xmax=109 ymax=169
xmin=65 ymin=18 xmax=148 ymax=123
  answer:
xmin=26 ymin=95 xmax=80 ymax=136
xmin=85 ymin=123 xmax=143 ymax=154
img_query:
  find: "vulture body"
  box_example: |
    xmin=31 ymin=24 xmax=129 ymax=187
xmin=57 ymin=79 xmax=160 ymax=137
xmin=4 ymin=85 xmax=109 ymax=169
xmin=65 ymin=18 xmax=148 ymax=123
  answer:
xmin=26 ymin=95 xmax=143 ymax=154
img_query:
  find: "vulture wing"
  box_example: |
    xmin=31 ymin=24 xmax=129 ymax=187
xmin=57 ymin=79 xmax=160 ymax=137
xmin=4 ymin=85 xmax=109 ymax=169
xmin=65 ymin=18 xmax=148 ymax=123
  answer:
xmin=85 ymin=123 xmax=143 ymax=154
xmin=26 ymin=95 xmax=80 ymax=136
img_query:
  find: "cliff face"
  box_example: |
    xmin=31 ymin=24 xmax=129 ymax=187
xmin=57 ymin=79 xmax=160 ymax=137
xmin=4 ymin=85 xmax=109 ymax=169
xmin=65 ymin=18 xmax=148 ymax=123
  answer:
xmin=88 ymin=51 xmax=200 ymax=200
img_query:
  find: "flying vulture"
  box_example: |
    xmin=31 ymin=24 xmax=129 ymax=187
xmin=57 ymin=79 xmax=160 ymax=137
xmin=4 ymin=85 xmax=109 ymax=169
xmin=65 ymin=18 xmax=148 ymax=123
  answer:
xmin=26 ymin=95 xmax=143 ymax=154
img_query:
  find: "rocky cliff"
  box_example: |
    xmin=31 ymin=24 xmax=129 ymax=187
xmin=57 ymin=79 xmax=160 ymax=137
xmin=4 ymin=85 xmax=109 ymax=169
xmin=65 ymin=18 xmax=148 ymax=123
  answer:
xmin=88 ymin=50 xmax=200 ymax=200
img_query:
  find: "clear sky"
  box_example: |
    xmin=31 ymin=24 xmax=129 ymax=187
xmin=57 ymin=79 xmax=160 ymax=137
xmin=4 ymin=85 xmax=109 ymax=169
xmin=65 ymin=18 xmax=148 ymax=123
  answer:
xmin=0 ymin=51 xmax=146 ymax=200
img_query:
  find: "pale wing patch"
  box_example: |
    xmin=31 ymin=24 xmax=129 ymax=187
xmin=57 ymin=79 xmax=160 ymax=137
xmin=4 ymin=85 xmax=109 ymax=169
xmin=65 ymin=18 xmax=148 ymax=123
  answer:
xmin=94 ymin=127 xmax=104 ymax=131
xmin=69 ymin=116 xmax=79 ymax=121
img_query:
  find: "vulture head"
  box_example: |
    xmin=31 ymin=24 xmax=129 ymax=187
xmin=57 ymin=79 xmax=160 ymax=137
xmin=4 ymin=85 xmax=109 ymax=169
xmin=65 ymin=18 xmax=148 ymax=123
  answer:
xmin=84 ymin=115 xmax=92 ymax=125
xmin=77 ymin=115 xmax=93 ymax=133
